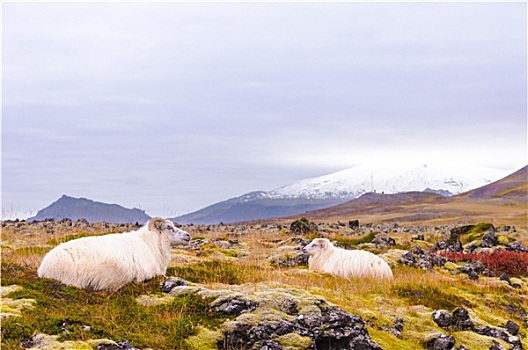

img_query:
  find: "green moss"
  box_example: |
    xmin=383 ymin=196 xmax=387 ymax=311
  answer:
xmin=278 ymin=332 xmax=313 ymax=349
xmin=461 ymin=223 xmax=495 ymax=244
xmin=369 ymin=327 xmax=420 ymax=350
xmin=496 ymin=235 xmax=514 ymax=245
xmin=443 ymin=261 xmax=461 ymax=273
xmin=184 ymin=326 xmax=222 ymax=350
xmin=334 ymin=232 xmax=376 ymax=248
xmin=219 ymin=249 xmax=241 ymax=258
xmin=452 ymin=331 xmax=510 ymax=350
xmin=471 ymin=223 xmax=494 ymax=234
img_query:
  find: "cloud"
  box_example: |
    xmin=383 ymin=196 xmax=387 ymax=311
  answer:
xmin=2 ymin=2 xmax=526 ymax=218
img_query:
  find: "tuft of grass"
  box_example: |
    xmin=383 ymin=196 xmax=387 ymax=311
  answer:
xmin=12 ymin=247 xmax=51 ymax=256
xmin=168 ymin=261 xmax=245 ymax=285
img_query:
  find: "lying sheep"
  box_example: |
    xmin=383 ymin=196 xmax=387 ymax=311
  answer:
xmin=302 ymin=238 xmax=393 ymax=280
xmin=37 ymin=217 xmax=191 ymax=291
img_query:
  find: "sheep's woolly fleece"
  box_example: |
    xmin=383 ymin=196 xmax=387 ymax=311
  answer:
xmin=37 ymin=217 xmax=191 ymax=291
xmin=302 ymin=238 xmax=393 ymax=280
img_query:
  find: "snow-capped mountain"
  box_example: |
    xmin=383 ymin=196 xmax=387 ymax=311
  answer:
xmin=171 ymin=161 xmax=514 ymax=224
xmin=268 ymin=161 xmax=511 ymax=200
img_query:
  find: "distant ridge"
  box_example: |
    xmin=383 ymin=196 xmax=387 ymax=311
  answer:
xmin=456 ymin=165 xmax=527 ymax=200
xmin=171 ymin=162 xmax=512 ymax=224
xmin=298 ymin=191 xmax=448 ymax=220
xmin=170 ymin=192 xmax=342 ymax=225
xmin=27 ymin=195 xmax=151 ymax=224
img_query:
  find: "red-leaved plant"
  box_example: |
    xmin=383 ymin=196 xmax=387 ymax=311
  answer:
xmin=439 ymin=250 xmax=528 ymax=277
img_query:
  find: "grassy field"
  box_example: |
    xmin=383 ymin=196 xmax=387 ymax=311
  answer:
xmin=1 ymin=219 xmax=527 ymax=349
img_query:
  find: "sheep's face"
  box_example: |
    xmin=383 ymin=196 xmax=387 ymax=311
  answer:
xmin=302 ymin=238 xmax=330 ymax=256
xmin=169 ymin=226 xmax=192 ymax=246
xmin=150 ymin=218 xmax=191 ymax=246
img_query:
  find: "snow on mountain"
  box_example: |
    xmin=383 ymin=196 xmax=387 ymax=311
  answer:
xmin=267 ymin=161 xmax=512 ymax=200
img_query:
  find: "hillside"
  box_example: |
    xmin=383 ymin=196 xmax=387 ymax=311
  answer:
xmin=457 ymin=165 xmax=527 ymax=200
xmin=294 ymin=166 xmax=527 ymax=226
xmin=27 ymin=195 xmax=151 ymax=224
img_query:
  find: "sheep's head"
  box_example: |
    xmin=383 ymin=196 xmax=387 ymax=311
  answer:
xmin=302 ymin=238 xmax=331 ymax=256
xmin=149 ymin=217 xmax=191 ymax=246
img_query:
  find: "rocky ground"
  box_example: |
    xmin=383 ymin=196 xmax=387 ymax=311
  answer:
xmin=1 ymin=218 xmax=527 ymax=350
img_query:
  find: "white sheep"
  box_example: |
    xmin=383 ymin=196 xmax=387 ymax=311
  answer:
xmin=37 ymin=217 xmax=191 ymax=291
xmin=302 ymin=238 xmax=393 ymax=280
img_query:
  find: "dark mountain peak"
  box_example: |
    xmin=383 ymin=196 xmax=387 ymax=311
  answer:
xmin=28 ymin=195 xmax=151 ymax=224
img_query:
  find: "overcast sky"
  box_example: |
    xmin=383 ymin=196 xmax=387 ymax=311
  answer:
xmin=2 ymin=2 xmax=527 ymax=219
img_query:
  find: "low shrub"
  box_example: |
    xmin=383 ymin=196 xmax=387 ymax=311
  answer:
xmin=440 ymin=250 xmax=528 ymax=277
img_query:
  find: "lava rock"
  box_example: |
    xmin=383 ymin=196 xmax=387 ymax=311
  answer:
xmin=290 ymin=218 xmax=318 ymax=235
xmin=161 ymin=277 xmax=188 ymax=293
xmin=349 ymin=220 xmax=359 ymax=229
xmin=425 ymin=333 xmax=456 ymax=350
xmin=474 ymin=326 xmax=522 ymax=348
xmin=382 ymin=317 xmax=404 ymax=339
xmin=458 ymin=261 xmax=495 ymax=280
xmin=97 ymin=340 xmax=140 ymax=350
xmin=432 ymin=310 xmax=453 ymax=329
xmin=499 ymin=273 xmax=511 ymax=285
xmin=445 ymin=226 xmax=473 ymax=253
xmin=481 ymin=230 xmax=498 ymax=248
xmin=401 ymin=247 xmax=446 ymax=270
xmin=221 ymin=304 xmax=381 ymax=350
xmin=506 ymin=241 xmax=528 ymax=253
xmin=489 ymin=340 xmax=505 ymax=350
xmin=215 ymin=298 xmax=257 ymax=316
xmin=504 ymin=320 xmax=520 ymax=336
xmin=452 ymin=307 xmax=473 ymax=331
xmin=372 ymin=234 xmax=396 ymax=247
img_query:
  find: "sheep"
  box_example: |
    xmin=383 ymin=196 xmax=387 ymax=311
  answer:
xmin=302 ymin=238 xmax=393 ymax=280
xmin=37 ymin=217 xmax=191 ymax=291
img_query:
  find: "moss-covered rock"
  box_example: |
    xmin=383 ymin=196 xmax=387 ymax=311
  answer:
xmin=0 ymin=285 xmax=35 ymax=319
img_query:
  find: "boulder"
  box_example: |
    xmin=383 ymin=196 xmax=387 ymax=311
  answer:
xmin=505 ymin=241 xmax=528 ymax=253
xmin=504 ymin=320 xmax=520 ymax=336
xmin=290 ymin=218 xmax=318 ymax=235
xmin=372 ymin=234 xmax=396 ymax=247
xmin=161 ymin=277 xmax=188 ymax=293
xmin=401 ymin=247 xmax=446 ymax=270
xmin=481 ymin=230 xmax=498 ymax=248
xmin=458 ymin=261 xmax=494 ymax=280
xmin=424 ymin=332 xmax=456 ymax=350
xmin=451 ymin=307 xmax=473 ymax=331
xmin=432 ymin=310 xmax=452 ymax=329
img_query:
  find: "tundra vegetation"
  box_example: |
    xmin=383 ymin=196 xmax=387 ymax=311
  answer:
xmin=1 ymin=218 xmax=527 ymax=350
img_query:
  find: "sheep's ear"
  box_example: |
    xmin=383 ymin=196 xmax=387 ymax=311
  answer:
xmin=148 ymin=217 xmax=165 ymax=232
